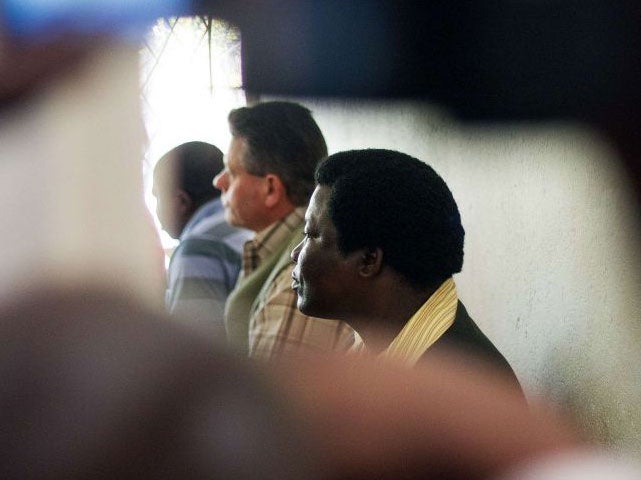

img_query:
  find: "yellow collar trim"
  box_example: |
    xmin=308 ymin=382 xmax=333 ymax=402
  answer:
xmin=383 ymin=278 xmax=458 ymax=367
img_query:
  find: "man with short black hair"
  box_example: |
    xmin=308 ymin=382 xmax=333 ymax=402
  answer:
xmin=214 ymin=101 xmax=356 ymax=357
xmin=292 ymin=149 xmax=518 ymax=381
xmin=153 ymin=141 xmax=248 ymax=338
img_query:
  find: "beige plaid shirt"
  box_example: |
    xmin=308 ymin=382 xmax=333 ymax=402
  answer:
xmin=247 ymin=208 xmax=357 ymax=359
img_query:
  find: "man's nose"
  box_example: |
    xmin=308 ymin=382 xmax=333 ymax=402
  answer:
xmin=291 ymin=240 xmax=303 ymax=263
xmin=213 ymin=171 xmax=228 ymax=191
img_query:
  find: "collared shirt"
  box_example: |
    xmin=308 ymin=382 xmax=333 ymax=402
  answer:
xmin=166 ymin=198 xmax=250 ymax=337
xmin=240 ymin=207 xmax=304 ymax=279
xmin=179 ymin=198 xmax=249 ymax=252
xmin=383 ymin=277 xmax=458 ymax=366
xmin=246 ymin=208 xmax=357 ymax=359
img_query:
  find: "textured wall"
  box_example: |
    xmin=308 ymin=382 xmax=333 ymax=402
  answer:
xmin=280 ymin=97 xmax=641 ymax=455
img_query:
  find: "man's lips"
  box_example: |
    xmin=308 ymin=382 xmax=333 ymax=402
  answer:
xmin=291 ymin=273 xmax=300 ymax=291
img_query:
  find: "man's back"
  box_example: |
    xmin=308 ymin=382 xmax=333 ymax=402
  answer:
xmin=166 ymin=197 xmax=249 ymax=338
xmin=153 ymin=142 xmax=249 ymax=340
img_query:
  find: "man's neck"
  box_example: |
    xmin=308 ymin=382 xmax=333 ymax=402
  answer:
xmin=350 ymin=279 xmax=438 ymax=352
xmin=252 ymin=204 xmax=298 ymax=235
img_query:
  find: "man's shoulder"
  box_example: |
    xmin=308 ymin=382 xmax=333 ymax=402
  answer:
xmin=433 ymin=301 xmax=522 ymax=389
xmin=439 ymin=301 xmax=502 ymax=356
xmin=184 ymin=218 xmax=249 ymax=255
xmin=170 ymin=233 xmax=242 ymax=276
xmin=191 ymin=216 xmax=246 ymax=240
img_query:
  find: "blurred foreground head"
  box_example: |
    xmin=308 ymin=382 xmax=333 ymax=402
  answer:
xmin=0 ymin=285 xmax=576 ymax=480
xmin=0 ymin=286 xmax=315 ymax=480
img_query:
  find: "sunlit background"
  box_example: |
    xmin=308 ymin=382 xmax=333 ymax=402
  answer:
xmin=140 ymin=17 xmax=245 ymax=254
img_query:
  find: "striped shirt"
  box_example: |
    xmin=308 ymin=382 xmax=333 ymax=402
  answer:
xmin=383 ymin=277 xmax=458 ymax=366
xmin=166 ymin=198 xmax=250 ymax=339
xmin=247 ymin=208 xmax=357 ymax=359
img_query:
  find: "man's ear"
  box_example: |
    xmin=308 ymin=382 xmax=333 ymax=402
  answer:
xmin=176 ymin=189 xmax=194 ymax=216
xmin=263 ymin=174 xmax=287 ymax=208
xmin=358 ymin=247 xmax=383 ymax=278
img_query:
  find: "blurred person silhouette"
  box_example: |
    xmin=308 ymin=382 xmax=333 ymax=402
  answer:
xmin=213 ymin=101 xmax=357 ymax=358
xmin=291 ymin=148 xmax=520 ymax=389
xmin=153 ymin=141 xmax=248 ymax=339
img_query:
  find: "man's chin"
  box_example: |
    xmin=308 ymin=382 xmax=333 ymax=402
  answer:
xmin=297 ymin=300 xmax=330 ymax=320
xmin=296 ymin=297 xmax=313 ymax=317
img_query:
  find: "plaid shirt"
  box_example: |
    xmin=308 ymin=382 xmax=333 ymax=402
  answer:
xmin=246 ymin=208 xmax=357 ymax=359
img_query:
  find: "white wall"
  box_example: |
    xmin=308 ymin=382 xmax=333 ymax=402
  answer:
xmin=280 ymin=97 xmax=641 ymax=454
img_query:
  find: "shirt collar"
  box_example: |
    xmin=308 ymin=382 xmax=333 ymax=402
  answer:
xmin=180 ymin=198 xmax=223 ymax=240
xmin=382 ymin=277 xmax=458 ymax=367
xmin=242 ymin=207 xmax=305 ymax=273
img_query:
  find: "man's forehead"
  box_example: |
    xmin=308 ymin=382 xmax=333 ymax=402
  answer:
xmin=153 ymin=160 xmax=176 ymax=188
xmin=307 ymin=186 xmax=330 ymax=221
xmin=314 ymin=185 xmax=331 ymax=200
xmin=225 ymin=136 xmax=249 ymax=167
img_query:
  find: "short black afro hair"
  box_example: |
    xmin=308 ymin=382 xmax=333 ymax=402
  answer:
xmin=315 ymin=149 xmax=464 ymax=289
xmin=155 ymin=141 xmax=224 ymax=205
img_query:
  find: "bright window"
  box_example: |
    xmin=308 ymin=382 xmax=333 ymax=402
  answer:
xmin=140 ymin=16 xmax=245 ymax=252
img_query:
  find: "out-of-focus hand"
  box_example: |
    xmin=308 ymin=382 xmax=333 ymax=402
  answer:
xmin=0 ymin=35 xmax=98 ymax=108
